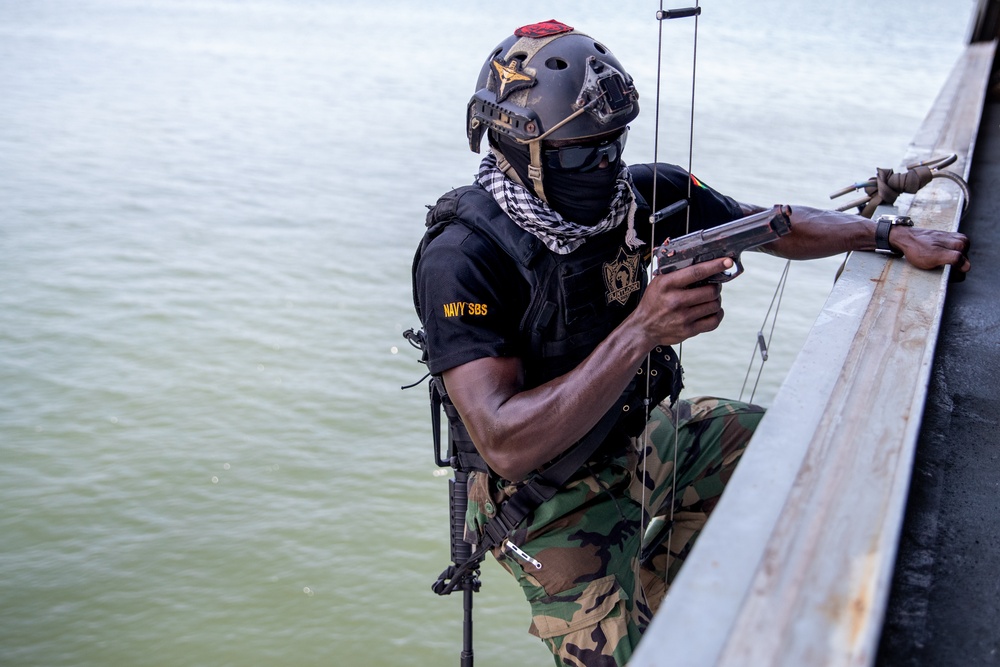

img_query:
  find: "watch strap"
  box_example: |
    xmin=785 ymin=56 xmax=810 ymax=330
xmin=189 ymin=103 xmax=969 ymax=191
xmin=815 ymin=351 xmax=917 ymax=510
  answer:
xmin=874 ymin=215 xmax=913 ymax=256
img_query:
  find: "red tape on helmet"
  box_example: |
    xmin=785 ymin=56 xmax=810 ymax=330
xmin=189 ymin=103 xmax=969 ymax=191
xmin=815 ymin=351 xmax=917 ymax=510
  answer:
xmin=514 ymin=20 xmax=574 ymax=39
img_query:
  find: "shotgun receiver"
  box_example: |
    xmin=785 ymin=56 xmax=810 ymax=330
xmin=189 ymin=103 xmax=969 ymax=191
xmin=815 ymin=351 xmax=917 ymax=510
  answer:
xmin=653 ymin=205 xmax=793 ymax=283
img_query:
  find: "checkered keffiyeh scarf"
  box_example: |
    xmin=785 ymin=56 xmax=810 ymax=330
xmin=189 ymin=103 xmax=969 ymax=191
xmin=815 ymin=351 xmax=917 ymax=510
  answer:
xmin=476 ymin=152 xmax=644 ymax=255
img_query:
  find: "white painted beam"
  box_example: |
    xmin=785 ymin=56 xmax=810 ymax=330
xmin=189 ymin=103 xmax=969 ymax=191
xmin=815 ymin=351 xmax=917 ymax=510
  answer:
xmin=630 ymin=40 xmax=995 ymax=667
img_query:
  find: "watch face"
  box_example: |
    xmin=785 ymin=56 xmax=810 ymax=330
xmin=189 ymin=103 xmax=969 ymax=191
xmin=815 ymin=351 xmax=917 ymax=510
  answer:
xmin=877 ymin=214 xmax=913 ymax=227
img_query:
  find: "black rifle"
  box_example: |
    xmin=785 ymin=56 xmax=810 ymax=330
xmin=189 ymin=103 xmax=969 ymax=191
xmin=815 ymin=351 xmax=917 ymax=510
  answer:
xmin=429 ymin=376 xmax=482 ymax=667
xmin=402 ymin=328 xmax=481 ymax=666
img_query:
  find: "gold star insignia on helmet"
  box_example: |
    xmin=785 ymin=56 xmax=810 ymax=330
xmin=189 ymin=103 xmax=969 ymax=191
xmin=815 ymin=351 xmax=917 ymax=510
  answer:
xmin=490 ymin=56 xmax=535 ymax=102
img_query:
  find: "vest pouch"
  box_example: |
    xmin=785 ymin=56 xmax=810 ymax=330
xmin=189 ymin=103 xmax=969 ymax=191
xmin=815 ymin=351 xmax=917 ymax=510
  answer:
xmin=617 ymin=345 xmax=684 ymax=437
xmin=559 ymin=262 xmax=604 ymax=325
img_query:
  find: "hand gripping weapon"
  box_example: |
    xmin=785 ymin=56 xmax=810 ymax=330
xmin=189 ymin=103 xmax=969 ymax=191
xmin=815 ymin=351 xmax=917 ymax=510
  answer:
xmin=653 ymin=205 xmax=793 ymax=282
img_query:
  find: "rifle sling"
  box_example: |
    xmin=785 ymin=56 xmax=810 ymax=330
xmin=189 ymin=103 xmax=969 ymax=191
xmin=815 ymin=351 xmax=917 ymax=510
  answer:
xmin=472 ymin=390 xmax=629 ymax=560
xmin=436 ymin=394 xmax=627 ymax=595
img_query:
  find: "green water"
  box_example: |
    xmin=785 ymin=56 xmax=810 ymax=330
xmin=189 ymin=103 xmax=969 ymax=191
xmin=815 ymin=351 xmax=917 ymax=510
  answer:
xmin=0 ymin=1 xmax=973 ymax=664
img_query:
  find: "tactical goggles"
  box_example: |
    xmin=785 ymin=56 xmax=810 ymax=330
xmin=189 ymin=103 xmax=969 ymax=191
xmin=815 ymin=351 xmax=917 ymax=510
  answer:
xmin=542 ymin=127 xmax=628 ymax=173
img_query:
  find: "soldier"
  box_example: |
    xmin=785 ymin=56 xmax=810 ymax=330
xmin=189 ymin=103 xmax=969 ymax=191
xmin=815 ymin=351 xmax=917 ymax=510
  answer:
xmin=411 ymin=20 xmax=970 ymax=666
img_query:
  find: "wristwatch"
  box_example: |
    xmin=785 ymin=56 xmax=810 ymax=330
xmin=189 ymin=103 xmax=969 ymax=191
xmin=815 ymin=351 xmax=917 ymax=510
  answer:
xmin=874 ymin=214 xmax=914 ymax=256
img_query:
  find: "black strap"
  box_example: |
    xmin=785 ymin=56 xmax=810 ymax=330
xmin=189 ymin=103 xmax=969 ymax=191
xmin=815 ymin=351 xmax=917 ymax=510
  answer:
xmin=431 ymin=341 xmax=680 ymax=595
xmin=875 ymin=216 xmax=897 ymax=255
xmin=434 ymin=389 xmax=629 ymax=595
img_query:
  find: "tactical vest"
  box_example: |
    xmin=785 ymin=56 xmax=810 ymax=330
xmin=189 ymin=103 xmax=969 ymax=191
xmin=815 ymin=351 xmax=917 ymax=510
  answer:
xmin=412 ymin=184 xmax=683 ymax=461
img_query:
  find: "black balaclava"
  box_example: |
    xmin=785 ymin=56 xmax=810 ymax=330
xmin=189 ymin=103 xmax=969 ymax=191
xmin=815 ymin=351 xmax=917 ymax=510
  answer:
xmin=491 ymin=133 xmax=622 ymax=227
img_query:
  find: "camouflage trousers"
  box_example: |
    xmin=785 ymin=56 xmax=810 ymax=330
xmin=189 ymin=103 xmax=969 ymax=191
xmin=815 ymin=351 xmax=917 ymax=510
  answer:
xmin=465 ymin=396 xmax=764 ymax=667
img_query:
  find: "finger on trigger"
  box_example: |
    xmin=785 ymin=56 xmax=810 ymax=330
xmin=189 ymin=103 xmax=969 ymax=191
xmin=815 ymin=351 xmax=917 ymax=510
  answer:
xmin=693 ymin=256 xmax=732 ymax=281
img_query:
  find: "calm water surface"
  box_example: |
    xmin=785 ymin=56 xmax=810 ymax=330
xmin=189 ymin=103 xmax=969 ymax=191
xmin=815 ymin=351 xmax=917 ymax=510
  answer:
xmin=0 ymin=1 xmax=974 ymax=665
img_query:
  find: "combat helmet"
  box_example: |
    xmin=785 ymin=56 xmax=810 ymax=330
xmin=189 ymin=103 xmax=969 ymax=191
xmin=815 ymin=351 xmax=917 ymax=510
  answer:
xmin=467 ymin=20 xmax=639 ymax=201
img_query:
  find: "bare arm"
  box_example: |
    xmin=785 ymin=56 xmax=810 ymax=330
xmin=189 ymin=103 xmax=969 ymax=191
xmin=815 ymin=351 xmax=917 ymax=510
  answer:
xmin=443 ymin=256 xmax=733 ymax=481
xmin=739 ymin=202 xmax=971 ymax=273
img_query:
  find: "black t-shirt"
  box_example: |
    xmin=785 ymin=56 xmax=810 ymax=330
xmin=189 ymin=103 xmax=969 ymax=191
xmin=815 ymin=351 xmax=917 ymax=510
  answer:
xmin=415 ymin=162 xmax=743 ymax=376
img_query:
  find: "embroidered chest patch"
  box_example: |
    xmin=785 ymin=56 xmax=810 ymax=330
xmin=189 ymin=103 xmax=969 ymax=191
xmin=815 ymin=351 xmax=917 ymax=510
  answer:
xmin=603 ymin=248 xmax=641 ymax=306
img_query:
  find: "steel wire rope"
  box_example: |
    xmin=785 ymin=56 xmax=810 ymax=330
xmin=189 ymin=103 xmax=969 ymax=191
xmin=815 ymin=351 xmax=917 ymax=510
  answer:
xmin=639 ymin=0 xmax=701 ymax=610
xmin=739 ymin=259 xmax=791 ymax=404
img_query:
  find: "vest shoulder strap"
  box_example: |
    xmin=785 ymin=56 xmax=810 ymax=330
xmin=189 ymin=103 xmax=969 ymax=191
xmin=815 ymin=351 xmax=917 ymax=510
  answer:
xmin=425 ymin=185 xmax=546 ymax=269
xmin=413 ymin=185 xmax=542 ymax=318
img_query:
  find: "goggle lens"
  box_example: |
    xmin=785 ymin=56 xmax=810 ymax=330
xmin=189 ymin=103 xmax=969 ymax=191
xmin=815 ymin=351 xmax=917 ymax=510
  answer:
xmin=544 ymin=128 xmax=628 ymax=173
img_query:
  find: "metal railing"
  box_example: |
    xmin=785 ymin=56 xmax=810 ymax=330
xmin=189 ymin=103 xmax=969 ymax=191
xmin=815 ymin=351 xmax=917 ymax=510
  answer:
xmin=629 ymin=40 xmax=996 ymax=667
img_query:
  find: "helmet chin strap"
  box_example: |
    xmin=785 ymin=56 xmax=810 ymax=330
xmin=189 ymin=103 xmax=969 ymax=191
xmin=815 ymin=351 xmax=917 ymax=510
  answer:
xmin=516 ymin=98 xmax=602 ymax=205
xmin=527 ymin=140 xmax=549 ymax=204
xmin=490 ymin=137 xmax=550 ymax=203
xmin=491 ymin=149 xmax=515 ymax=180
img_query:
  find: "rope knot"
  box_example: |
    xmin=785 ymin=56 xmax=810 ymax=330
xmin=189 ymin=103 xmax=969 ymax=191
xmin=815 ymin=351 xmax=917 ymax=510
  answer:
xmin=830 ymin=154 xmax=970 ymax=219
